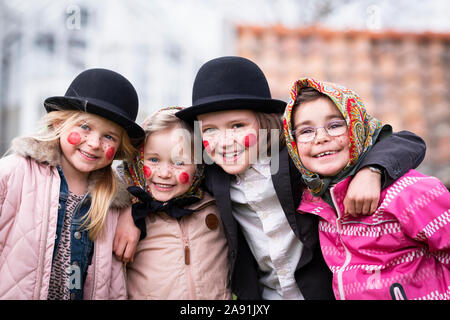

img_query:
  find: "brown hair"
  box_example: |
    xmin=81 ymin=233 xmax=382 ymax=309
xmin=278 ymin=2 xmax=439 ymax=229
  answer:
xmin=293 ymin=87 xmax=329 ymax=108
xmin=254 ymin=111 xmax=285 ymax=154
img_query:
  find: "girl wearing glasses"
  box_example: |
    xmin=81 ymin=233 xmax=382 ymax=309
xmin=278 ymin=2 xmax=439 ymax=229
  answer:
xmin=283 ymin=77 xmax=450 ymax=300
xmin=172 ymin=57 xmax=427 ymax=300
xmin=116 ymin=57 xmax=428 ymax=300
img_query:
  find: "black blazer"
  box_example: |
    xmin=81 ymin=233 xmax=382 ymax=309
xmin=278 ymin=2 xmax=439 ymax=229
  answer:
xmin=203 ymin=131 xmax=426 ymax=300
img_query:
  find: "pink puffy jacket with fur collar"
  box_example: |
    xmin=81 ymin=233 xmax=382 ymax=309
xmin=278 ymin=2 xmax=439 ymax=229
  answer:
xmin=0 ymin=137 xmax=129 ymax=299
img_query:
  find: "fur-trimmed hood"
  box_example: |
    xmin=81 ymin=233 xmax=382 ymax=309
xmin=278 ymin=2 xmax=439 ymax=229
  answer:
xmin=10 ymin=136 xmax=131 ymax=209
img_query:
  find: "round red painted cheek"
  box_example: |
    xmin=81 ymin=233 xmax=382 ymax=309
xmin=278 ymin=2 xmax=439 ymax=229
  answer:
xmin=179 ymin=172 xmax=190 ymax=184
xmin=243 ymin=134 xmax=257 ymax=148
xmin=105 ymin=147 xmax=116 ymax=160
xmin=143 ymin=165 xmax=152 ymax=179
xmin=203 ymin=140 xmax=210 ymax=152
xmin=67 ymin=132 xmax=81 ymax=145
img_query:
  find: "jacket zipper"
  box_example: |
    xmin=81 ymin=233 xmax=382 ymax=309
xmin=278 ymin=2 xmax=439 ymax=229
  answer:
xmin=184 ymin=238 xmax=191 ymax=265
xmin=35 ymin=173 xmax=53 ymax=299
xmin=178 ymin=219 xmax=196 ymax=299
xmin=330 ymin=186 xmax=352 ymax=300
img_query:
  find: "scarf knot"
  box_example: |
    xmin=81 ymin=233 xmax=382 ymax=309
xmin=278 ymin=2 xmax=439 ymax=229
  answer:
xmin=127 ymin=186 xmax=200 ymax=240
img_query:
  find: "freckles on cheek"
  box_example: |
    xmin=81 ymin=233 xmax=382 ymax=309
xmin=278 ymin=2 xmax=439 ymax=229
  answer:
xmin=143 ymin=165 xmax=152 ymax=179
xmin=296 ymin=145 xmax=309 ymax=159
xmin=243 ymin=134 xmax=257 ymax=148
xmin=336 ymin=136 xmax=350 ymax=149
xmin=67 ymin=132 xmax=81 ymax=145
xmin=178 ymin=172 xmax=190 ymax=184
xmin=105 ymin=147 xmax=116 ymax=160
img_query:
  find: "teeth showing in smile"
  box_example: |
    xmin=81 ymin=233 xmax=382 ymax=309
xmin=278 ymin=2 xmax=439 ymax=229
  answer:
xmin=315 ymin=151 xmax=337 ymax=158
xmin=79 ymin=150 xmax=97 ymax=159
xmin=221 ymin=150 xmax=243 ymax=159
xmin=154 ymin=183 xmax=173 ymax=189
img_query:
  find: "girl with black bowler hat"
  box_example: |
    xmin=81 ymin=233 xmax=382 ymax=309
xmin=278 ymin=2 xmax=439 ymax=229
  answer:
xmin=114 ymin=56 xmax=427 ymax=300
xmin=174 ymin=56 xmax=427 ymax=300
xmin=0 ymin=68 xmax=144 ymax=299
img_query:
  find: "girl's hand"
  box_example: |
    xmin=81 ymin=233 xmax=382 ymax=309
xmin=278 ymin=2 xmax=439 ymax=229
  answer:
xmin=113 ymin=206 xmax=141 ymax=263
xmin=343 ymin=167 xmax=381 ymax=217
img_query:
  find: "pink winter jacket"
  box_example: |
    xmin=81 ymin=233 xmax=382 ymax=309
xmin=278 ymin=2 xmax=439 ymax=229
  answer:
xmin=0 ymin=137 xmax=129 ymax=299
xmin=298 ymin=169 xmax=450 ymax=300
xmin=126 ymin=192 xmax=231 ymax=300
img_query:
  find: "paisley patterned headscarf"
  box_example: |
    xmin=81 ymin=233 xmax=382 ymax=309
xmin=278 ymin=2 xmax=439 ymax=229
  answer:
xmin=283 ymin=78 xmax=387 ymax=197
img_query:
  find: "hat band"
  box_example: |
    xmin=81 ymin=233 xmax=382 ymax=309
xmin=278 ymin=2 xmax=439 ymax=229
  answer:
xmin=194 ymin=93 xmax=271 ymax=106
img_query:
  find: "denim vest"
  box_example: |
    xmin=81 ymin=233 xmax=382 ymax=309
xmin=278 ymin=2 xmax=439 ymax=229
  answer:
xmin=53 ymin=167 xmax=94 ymax=300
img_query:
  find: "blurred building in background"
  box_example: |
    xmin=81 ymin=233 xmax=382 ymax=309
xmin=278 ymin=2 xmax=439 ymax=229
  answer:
xmin=237 ymin=25 xmax=450 ymax=186
xmin=0 ymin=0 xmax=232 ymax=154
xmin=1 ymin=0 xmax=449 ymax=185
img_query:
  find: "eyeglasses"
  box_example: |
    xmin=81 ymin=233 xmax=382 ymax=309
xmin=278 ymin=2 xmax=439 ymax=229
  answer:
xmin=292 ymin=119 xmax=347 ymax=143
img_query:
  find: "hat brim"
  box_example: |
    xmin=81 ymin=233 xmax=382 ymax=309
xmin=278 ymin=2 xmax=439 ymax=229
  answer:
xmin=175 ymin=97 xmax=286 ymax=125
xmin=44 ymin=96 xmax=145 ymax=146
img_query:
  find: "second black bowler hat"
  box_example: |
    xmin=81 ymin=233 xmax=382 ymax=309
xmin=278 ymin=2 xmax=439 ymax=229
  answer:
xmin=44 ymin=68 xmax=145 ymax=146
xmin=176 ymin=56 xmax=286 ymax=124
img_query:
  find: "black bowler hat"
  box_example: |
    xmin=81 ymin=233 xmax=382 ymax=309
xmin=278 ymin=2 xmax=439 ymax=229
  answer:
xmin=44 ymin=68 xmax=145 ymax=146
xmin=176 ymin=56 xmax=286 ymax=124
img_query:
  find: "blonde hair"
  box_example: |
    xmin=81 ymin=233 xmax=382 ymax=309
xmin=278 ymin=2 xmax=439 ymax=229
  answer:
xmin=143 ymin=107 xmax=196 ymax=162
xmin=143 ymin=107 xmax=193 ymax=138
xmin=34 ymin=110 xmax=136 ymax=240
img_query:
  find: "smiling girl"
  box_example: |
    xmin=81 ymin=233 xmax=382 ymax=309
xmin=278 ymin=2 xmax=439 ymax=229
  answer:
xmin=284 ymin=78 xmax=450 ymax=300
xmin=0 ymin=68 xmax=143 ymax=299
xmin=120 ymin=107 xmax=231 ymax=300
xmin=174 ymin=56 xmax=427 ymax=299
xmin=199 ymin=109 xmax=262 ymax=174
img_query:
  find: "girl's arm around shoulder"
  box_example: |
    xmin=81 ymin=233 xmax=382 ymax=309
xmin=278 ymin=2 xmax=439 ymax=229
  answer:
xmin=359 ymin=129 xmax=426 ymax=189
xmin=111 ymin=168 xmax=139 ymax=263
xmin=344 ymin=130 xmax=426 ymax=217
xmin=113 ymin=206 xmax=140 ymax=263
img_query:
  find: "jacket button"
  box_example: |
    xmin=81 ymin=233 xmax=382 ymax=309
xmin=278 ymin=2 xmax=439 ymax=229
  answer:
xmin=58 ymin=204 xmax=62 ymax=209
xmin=74 ymin=231 xmax=81 ymax=240
xmin=205 ymin=214 xmax=219 ymax=230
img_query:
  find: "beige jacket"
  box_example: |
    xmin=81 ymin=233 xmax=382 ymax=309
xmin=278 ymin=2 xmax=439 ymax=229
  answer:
xmin=126 ymin=192 xmax=232 ymax=300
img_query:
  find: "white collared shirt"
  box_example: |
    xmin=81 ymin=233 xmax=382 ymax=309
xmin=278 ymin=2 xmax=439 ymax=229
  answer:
xmin=230 ymin=157 xmax=304 ymax=300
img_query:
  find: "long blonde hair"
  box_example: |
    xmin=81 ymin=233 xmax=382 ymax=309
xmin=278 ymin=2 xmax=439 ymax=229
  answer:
xmin=34 ymin=110 xmax=135 ymax=240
